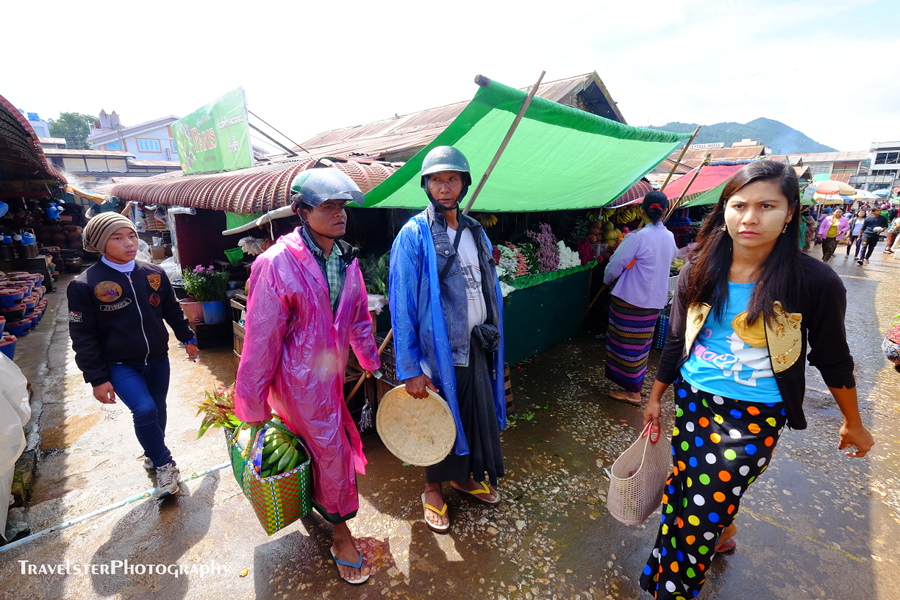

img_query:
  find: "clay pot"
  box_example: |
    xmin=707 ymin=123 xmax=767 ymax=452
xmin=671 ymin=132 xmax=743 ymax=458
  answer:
xmin=64 ymin=256 xmax=83 ymax=273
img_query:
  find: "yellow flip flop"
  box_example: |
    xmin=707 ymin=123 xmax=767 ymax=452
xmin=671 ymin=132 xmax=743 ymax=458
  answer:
xmin=451 ymin=481 xmax=501 ymax=506
xmin=421 ymin=493 xmax=450 ymax=533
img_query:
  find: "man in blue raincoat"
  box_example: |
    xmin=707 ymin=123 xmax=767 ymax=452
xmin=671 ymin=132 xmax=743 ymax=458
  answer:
xmin=389 ymin=146 xmax=507 ymax=534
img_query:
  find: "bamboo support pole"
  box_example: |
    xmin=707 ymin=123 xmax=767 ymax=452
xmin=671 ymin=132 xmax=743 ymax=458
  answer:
xmin=659 ymin=125 xmax=701 ymax=192
xmin=462 ymin=71 xmax=545 ymax=215
xmin=347 ymin=329 xmax=393 ymax=400
xmin=664 ymin=153 xmax=710 ymax=221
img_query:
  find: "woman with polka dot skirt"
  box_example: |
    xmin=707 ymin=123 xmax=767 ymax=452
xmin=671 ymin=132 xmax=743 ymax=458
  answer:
xmin=640 ymin=161 xmax=874 ymax=600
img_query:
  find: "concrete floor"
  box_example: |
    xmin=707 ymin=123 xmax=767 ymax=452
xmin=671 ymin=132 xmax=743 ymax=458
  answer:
xmin=1 ymin=249 xmax=899 ymax=600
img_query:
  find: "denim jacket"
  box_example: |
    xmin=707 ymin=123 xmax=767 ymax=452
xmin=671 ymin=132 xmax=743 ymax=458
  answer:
xmin=428 ymin=206 xmax=500 ymax=367
xmin=389 ymin=205 xmax=507 ymax=455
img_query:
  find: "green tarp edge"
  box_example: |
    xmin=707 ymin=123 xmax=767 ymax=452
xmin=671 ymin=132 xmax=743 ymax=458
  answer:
xmin=363 ymin=78 xmax=692 ymax=210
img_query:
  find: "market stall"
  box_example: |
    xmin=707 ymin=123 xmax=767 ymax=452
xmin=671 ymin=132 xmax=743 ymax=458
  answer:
xmin=0 ymin=93 xmax=70 ymax=347
xmin=363 ymin=76 xmax=692 ymax=365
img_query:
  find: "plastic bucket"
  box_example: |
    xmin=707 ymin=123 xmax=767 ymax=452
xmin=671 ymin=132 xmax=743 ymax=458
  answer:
xmin=201 ymin=300 xmax=228 ymax=324
xmin=0 ymin=287 xmax=25 ymax=309
xmin=0 ymin=315 xmax=5 ymax=336
xmin=0 ymin=333 xmax=16 ymax=359
xmin=224 ymin=247 xmax=244 ymax=266
xmin=7 ymin=319 xmax=31 ymax=337
xmin=0 ymin=303 xmax=25 ymax=321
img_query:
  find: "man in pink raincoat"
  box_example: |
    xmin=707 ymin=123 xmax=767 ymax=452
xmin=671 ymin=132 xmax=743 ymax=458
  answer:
xmin=235 ymin=169 xmax=380 ymax=585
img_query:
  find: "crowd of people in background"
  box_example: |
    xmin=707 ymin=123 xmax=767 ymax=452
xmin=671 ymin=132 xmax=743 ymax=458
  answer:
xmin=814 ymin=200 xmax=899 ymax=263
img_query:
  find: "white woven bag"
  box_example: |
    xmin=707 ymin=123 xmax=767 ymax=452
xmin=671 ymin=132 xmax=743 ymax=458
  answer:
xmin=607 ymin=421 xmax=671 ymax=526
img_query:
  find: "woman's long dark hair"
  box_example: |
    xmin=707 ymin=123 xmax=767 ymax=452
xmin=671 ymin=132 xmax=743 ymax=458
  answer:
xmin=685 ymin=160 xmax=802 ymax=325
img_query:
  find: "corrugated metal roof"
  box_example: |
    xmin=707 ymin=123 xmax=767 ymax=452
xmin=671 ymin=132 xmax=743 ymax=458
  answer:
xmin=669 ymin=145 xmax=767 ymax=168
xmin=789 ymin=151 xmax=868 ymax=162
xmin=607 ymin=180 xmax=654 ymax=207
xmin=128 ymin=160 xmax=181 ymax=167
xmin=43 ymin=148 xmax=135 ymax=158
xmin=293 ymin=72 xmax=625 ymax=160
xmin=110 ymin=157 xmax=398 ymax=213
xmin=0 ymin=93 xmax=67 ymax=193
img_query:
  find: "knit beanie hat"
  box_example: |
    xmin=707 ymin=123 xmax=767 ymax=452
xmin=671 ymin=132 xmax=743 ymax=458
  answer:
xmin=82 ymin=212 xmax=137 ymax=254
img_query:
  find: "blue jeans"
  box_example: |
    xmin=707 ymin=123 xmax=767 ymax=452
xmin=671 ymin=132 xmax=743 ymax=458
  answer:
xmin=108 ymin=359 xmax=173 ymax=468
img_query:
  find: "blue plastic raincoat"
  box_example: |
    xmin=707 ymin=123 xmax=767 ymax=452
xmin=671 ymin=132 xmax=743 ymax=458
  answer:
xmin=389 ymin=211 xmax=507 ymax=456
xmin=235 ymin=228 xmax=380 ymax=517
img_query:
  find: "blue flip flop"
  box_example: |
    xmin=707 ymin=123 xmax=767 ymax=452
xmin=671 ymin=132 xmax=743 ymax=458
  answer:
xmin=330 ymin=548 xmax=369 ymax=585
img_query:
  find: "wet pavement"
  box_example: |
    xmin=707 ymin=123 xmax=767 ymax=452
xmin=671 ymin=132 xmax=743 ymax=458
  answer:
xmin=1 ymin=249 xmax=898 ymax=600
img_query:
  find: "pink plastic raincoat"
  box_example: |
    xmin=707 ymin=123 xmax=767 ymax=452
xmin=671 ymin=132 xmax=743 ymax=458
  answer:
xmin=234 ymin=229 xmax=380 ymax=517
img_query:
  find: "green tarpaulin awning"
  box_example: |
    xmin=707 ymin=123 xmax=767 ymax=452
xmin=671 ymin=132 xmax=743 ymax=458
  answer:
xmin=363 ymin=78 xmax=692 ymax=212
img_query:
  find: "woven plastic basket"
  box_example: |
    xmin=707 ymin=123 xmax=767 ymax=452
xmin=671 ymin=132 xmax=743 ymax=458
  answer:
xmin=376 ymin=385 xmax=456 ymax=466
xmin=225 ymin=420 xmax=312 ymax=535
xmin=607 ymin=422 xmax=671 ymax=526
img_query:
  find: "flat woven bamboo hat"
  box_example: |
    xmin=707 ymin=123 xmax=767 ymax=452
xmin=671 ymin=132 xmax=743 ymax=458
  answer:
xmin=376 ymin=385 xmax=456 ymax=466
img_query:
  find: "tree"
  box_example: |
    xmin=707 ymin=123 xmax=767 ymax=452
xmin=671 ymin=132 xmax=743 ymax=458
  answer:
xmin=48 ymin=112 xmax=97 ymax=150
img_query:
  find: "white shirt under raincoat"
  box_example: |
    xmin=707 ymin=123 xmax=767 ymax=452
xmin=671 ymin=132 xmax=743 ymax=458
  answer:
xmin=235 ymin=228 xmax=380 ymax=518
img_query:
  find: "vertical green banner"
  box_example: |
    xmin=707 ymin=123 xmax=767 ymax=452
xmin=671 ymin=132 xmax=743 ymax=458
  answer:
xmin=173 ymin=87 xmax=253 ymax=174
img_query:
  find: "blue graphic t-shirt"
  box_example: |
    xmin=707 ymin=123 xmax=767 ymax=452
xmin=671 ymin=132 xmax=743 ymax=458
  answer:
xmin=680 ymin=282 xmax=783 ymax=403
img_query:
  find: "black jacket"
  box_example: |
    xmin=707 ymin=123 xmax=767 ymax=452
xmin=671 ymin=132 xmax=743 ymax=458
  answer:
xmin=657 ymin=254 xmax=855 ymax=430
xmin=67 ymin=260 xmax=194 ymax=386
xmin=862 ymin=215 xmax=889 ymax=237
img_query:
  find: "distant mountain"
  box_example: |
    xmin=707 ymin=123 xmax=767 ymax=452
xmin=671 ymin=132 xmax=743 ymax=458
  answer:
xmin=648 ymin=118 xmax=836 ymax=155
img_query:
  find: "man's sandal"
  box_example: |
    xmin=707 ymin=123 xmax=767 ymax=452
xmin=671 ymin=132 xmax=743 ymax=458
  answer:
xmin=450 ymin=481 xmax=501 ymax=506
xmin=329 ymin=548 xmax=369 ymax=585
xmin=421 ymin=493 xmax=450 ymax=533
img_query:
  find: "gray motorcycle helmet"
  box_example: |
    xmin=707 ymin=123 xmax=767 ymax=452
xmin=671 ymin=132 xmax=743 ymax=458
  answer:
xmin=420 ymin=146 xmax=472 ymax=188
xmin=420 ymin=146 xmax=472 ymax=211
xmin=290 ymin=168 xmax=364 ymax=211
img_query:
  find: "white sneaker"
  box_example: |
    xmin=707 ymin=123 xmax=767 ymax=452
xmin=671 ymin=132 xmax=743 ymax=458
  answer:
xmin=142 ymin=457 xmax=154 ymax=471
xmin=155 ymin=462 xmax=181 ymax=497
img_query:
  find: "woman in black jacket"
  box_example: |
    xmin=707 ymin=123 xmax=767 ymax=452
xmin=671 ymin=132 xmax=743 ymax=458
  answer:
xmin=639 ymin=161 xmax=873 ymax=600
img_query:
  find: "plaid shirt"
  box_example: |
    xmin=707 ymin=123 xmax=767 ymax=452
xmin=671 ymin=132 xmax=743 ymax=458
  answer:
xmin=299 ymin=227 xmax=345 ymax=312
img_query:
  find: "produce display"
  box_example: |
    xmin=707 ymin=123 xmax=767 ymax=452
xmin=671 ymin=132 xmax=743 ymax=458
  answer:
xmin=257 ymin=426 xmax=307 ymax=478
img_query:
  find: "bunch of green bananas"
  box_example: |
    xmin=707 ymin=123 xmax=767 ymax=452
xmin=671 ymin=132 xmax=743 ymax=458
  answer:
xmin=475 ymin=213 xmax=499 ymax=227
xmin=615 ymin=206 xmax=642 ymax=224
xmin=259 ymin=427 xmax=306 ymax=478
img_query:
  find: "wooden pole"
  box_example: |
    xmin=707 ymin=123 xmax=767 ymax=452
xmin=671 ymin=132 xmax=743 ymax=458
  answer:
xmin=659 ymin=125 xmax=701 ymax=192
xmin=461 ymin=71 xmax=546 ymax=216
xmin=664 ymin=153 xmax=710 ymax=221
xmin=346 ymin=329 xmax=393 ymax=401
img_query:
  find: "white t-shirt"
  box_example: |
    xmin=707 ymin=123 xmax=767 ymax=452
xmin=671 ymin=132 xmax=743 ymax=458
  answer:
xmin=447 ymin=226 xmax=487 ymax=333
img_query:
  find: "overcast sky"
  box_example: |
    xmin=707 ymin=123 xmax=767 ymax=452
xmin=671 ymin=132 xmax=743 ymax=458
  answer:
xmin=4 ymin=0 xmax=899 ymax=153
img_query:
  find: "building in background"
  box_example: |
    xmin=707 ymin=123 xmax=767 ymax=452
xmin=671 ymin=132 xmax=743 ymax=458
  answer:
xmin=87 ymin=110 xmax=181 ymax=162
xmin=850 ymin=141 xmax=900 ymax=194
xmin=18 ymin=110 xmax=50 ymax=138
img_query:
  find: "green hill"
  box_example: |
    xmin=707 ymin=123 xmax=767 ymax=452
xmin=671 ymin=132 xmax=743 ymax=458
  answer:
xmin=648 ymin=118 xmax=836 ymax=154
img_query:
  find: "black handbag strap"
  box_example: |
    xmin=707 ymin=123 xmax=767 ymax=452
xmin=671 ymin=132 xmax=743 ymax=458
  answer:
xmin=439 ymin=223 xmax=465 ymax=282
